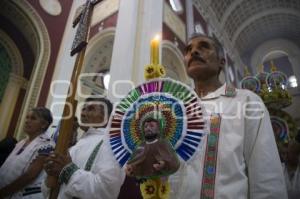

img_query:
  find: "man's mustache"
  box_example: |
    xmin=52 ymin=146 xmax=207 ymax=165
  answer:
xmin=188 ymin=55 xmax=206 ymax=67
xmin=145 ymin=133 xmax=158 ymax=140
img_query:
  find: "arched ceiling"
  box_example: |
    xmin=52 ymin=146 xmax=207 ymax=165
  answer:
xmin=193 ymin=0 xmax=300 ymax=67
xmin=236 ymin=12 xmax=300 ymax=53
xmin=0 ymin=1 xmax=36 ymax=79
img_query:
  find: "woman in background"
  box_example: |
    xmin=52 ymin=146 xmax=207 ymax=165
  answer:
xmin=0 ymin=107 xmax=55 ymax=198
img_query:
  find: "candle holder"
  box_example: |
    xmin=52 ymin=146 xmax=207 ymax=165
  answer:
xmin=144 ymin=64 xmax=166 ymax=80
xmin=144 ymin=35 xmax=166 ymax=80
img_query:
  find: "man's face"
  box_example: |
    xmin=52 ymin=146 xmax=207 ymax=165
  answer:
xmin=184 ymin=36 xmax=224 ymax=80
xmin=80 ymin=102 xmax=106 ymax=127
xmin=143 ymin=121 xmax=160 ymax=142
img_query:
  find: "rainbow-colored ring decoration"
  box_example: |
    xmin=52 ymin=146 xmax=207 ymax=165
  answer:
xmin=269 ymin=109 xmax=297 ymax=141
xmin=271 ymin=116 xmax=289 ymax=143
xmin=266 ymin=71 xmax=288 ymax=89
xmin=109 ymin=78 xmax=207 ymax=166
xmin=240 ymin=76 xmax=261 ymax=93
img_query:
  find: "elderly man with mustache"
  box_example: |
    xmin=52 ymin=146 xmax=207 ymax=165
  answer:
xmin=168 ymin=33 xmax=288 ymax=199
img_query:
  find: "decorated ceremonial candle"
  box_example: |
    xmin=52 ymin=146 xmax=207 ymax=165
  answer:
xmin=150 ymin=35 xmax=160 ymax=65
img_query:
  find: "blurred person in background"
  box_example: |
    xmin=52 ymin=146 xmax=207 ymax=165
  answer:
xmin=0 ymin=107 xmax=55 ymax=198
xmin=283 ymin=140 xmax=300 ymax=199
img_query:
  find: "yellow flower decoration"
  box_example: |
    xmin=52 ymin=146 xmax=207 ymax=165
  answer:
xmin=144 ymin=65 xmax=155 ymax=80
xmin=144 ymin=64 xmax=166 ymax=80
xmin=140 ymin=179 xmax=157 ymax=199
xmin=146 ymin=66 xmax=155 ymax=74
xmin=158 ymin=181 xmax=170 ymax=199
xmin=157 ymin=65 xmax=166 ymax=77
xmin=140 ymin=179 xmax=170 ymax=199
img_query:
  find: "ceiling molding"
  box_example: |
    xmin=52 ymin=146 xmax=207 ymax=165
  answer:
xmin=251 ymin=39 xmax=300 ymax=72
xmin=220 ymin=0 xmax=244 ymax=29
xmin=193 ymin=0 xmax=245 ymax=74
xmin=232 ymin=8 xmax=300 ymax=45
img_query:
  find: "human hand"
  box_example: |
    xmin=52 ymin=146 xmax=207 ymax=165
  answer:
xmin=44 ymin=152 xmax=72 ymax=177
xmin=153 ymin=160 xmax=165 ymax=171
xmin=125 ymin=164 xmax=135 ymax=176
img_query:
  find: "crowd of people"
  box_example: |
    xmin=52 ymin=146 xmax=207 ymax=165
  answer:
xmin=0 ymin=34 xmax=299 ymax=199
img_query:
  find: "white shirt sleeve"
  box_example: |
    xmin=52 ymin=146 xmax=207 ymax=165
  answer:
xmin=244 ymin=93 xmax=288 ymax=199
xmin=63 ymin=140 xmax=126 ymax=199
xmin=41 ymin=179 xmax=50 ymax=198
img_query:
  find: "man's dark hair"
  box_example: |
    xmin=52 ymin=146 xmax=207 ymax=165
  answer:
xmin=31 ymin=107 xmax=53 ymax=130
xmin=188 ymin=33 xmax=225 ymax=59
xmin=142 ymin=117 xmax=163 ymax=134
xmin=142 ymin=117 xmax=159 ymax=126
xmin=85 ymin=97 xmax=113 ymax=117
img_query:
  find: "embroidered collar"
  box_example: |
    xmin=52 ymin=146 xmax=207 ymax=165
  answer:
xmin=17 ymin=133 xmax=52 ymax=155
xmin=201 ymin=83 xmax=236 ymax=100
xmin=24 ymin=133 xmax=51 ymax=143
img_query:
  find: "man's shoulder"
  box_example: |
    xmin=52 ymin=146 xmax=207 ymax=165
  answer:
xmin=235 ymin=87 xmax=263 ymax=102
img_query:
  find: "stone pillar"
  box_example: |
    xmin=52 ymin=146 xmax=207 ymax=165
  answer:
xmin=185 ymin=0 xmax=194 ymax=39
xmin=108 ymin=0 xmax=163 ymax=103
xmin=0 ymin=73 xmax=26 ymax=140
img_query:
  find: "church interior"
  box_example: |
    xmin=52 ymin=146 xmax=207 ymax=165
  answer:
xmin=0 ymin=0 xmax=299 ymax=144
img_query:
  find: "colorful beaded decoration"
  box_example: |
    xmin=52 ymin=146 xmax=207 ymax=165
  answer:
xmin=200 ymin=114 xmax=221 ymax=199
xmin=109 ymin=78 xmax=207 ymax=167
xmin=84 ymin=140 xmax=103 ymax=170
xmin=58 ymin=163 xmax=79 ymax=184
